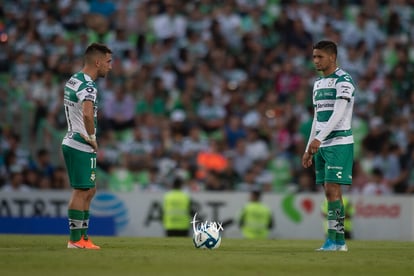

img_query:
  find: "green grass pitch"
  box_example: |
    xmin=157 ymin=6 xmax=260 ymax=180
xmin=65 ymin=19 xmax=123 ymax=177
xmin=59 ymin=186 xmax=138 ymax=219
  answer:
xmin=0 ymin=235 xmax=413 ymax=276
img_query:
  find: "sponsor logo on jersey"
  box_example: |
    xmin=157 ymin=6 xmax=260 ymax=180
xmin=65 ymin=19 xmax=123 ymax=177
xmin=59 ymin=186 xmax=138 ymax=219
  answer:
xmin=66 ymin=78 xmax=82 ymax=90
xmin=317 ymin=102 xmax=334 ymax=109
xmin=84 ymin=94 xmax=95 ymax=101
xmin=86 ymin=87 xmax=95 ymax=93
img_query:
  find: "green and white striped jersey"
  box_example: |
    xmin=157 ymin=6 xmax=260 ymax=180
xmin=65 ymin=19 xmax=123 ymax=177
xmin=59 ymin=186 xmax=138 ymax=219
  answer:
xmin=62 ymin=72 xmax=98 ymax=152
xmin=312 ymin=68 xmax=355 ymax=147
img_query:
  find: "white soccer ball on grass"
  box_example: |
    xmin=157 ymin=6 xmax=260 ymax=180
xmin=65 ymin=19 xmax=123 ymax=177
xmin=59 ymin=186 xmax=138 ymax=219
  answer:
xmin=192 ymin=226 xmax=222 ymax=249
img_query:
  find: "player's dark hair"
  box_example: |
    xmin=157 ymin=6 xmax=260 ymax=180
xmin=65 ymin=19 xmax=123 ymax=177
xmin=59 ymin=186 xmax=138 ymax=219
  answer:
xmin=313 ymin=40 xmax=337 ymax=56
xmin=84 ymin=43 xmax=112 ymax=62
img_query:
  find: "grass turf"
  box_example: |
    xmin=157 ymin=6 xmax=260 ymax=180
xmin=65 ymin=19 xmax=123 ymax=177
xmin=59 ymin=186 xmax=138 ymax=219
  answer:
xmin=0 ymin=235 xmax=413 ymax=276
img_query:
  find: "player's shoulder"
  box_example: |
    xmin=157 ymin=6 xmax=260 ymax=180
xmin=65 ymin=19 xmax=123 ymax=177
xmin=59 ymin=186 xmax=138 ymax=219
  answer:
xmin=313 ymin=76 xmax=323 ymax=84
xmin=77 ymin=72 xmax=97 ymax=87
xmin=68 ymin=72 xmax=97 ymax=92
xmin=334 ymin=68 xmax=354 ymax=84
xmin=66 ymin=73 xmax=82 ymax=89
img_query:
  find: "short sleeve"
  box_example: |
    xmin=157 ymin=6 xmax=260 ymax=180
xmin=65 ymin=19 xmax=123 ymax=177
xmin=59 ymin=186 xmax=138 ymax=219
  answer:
xmin=77 ymin=86 xmax=97 ymax=103
xmin=335 ymin=75 xmax=355 ymax=101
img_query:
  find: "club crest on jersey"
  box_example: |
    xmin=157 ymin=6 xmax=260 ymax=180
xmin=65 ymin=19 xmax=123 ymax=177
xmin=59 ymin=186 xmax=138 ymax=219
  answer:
xmin=90 ymin=171 xmax=96 ymax=182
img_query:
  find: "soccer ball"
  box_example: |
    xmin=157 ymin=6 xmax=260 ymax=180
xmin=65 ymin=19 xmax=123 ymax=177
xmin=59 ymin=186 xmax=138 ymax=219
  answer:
xmin=192 ymin=226 xmax=222 ymax=249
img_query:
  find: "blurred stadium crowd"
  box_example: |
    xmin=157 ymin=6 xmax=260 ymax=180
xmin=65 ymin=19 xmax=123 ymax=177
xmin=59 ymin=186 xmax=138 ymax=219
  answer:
xmin=1 ymin=0 xmax=414 ymax=194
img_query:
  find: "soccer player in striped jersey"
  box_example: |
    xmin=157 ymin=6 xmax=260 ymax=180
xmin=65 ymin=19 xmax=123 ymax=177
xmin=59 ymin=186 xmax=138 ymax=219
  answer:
xmin=62 ymin=43 xmax=112 ymax=249
xmin=302 ymin=40 xmax=355 ymax=252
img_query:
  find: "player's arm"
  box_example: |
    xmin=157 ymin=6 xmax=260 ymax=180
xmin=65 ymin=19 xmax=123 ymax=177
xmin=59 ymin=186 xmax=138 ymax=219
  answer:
xmin=302 ymin=109 xmax=317 ymax=168
xmin=83 ymin=100 xmax=98 ymax=151
xmin=305 ymin=113 xmax=317 ymax=154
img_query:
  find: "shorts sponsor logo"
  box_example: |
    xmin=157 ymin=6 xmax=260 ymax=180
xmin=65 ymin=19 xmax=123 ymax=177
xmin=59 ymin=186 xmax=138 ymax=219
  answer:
xmin=327 ymin=166 xmax=343 ymax=170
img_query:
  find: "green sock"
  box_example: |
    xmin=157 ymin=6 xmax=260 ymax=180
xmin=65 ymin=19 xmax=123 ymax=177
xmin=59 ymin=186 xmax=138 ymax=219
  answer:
xmin=68 ymin=209 xmax=84 ymax=242
xmin=336 ymin=203 xmax=346 ymax=245
xmin=81 ymin=210 xmax=90 ymax=240
xmin=327 ymin=200 xmax=341 ymax=242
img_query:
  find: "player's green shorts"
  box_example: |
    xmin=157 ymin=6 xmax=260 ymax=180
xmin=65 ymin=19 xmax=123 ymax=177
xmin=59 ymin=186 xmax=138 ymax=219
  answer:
xmin=314 ymin=144 xmax=353 ymax=185
xmin=62 ymin=145 xmax=97 ymax=189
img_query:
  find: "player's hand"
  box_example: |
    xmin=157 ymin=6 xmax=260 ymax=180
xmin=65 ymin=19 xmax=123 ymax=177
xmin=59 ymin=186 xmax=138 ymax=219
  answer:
xmin=88 ymin=140 xmax=98 ymax=152
xmin=302 ymin=152 xmax=313 ymax=168
xmin=81 ymin=134 xmax=98 ymax=152
xmin=308 ymin=139 xmax=321 ymax=155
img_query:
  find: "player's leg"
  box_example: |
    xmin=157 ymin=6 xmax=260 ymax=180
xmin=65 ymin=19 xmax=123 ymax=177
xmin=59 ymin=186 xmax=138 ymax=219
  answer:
xmin=314 ymin=150 xmax=336 ymax=250
xmin=68 ymin=189 xmax=89 ymax=246
xmin=324 ymin=144 xmax=353 ymax=251
xmin=81 ymin=187 xmax=96 ymax=239
xmin=62 ymin=145 xmax=99 ymax=249
xmin=324 ymin=183 xmax=342 ymax=246
xmin=81 ymin=187 xmax=99 ymax=249
xmin=336 ymin=195 xmax=347 ymax=251
xmin=75 ymin=153 xmax=99 ymax=249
